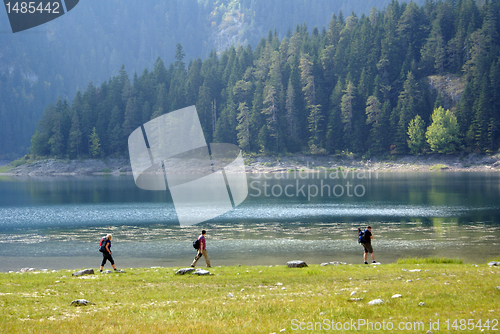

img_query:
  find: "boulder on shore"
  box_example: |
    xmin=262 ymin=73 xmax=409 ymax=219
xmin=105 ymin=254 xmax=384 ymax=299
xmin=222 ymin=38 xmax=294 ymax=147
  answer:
xmin=175 ymin=268 xmax=195 ymax=275
xmin=287 ymin=260 xmax=308 ymax=268
xmin=192 ymin=269 xmax=211 ymax=275
xmin=72 ymin=269 xmax=94 ymax=276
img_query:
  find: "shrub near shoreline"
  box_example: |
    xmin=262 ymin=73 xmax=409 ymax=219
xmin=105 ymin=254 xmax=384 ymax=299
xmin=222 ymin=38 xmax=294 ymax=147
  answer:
xmin=1 ymin=261 xmax=499 ymax=333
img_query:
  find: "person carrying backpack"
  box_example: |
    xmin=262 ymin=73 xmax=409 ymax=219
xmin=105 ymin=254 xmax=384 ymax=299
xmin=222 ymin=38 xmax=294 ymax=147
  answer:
xmin=99 ymin=234 xmax=119 ymax=273
xmin=191 ymin=230 xmax=211 ymax=268
xmin=360 ymin=226 xmax=376 ymax=264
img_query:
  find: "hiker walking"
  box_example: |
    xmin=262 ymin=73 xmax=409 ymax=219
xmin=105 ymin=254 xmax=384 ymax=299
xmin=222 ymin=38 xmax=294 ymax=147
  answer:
xmin=360 ymin=226 xmax=376 ymax=264
xmin=99 ymin=234 xmax=119 ymax=272
xmin=191 ymin=230 xmax=211 ymax=267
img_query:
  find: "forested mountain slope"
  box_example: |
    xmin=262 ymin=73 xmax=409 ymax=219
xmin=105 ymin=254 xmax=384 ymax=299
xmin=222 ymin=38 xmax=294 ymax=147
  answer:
xmin=1 ymin=0 xmax=422 ymax=158
xmin=29 ymin=0 xmax=500 ymax=159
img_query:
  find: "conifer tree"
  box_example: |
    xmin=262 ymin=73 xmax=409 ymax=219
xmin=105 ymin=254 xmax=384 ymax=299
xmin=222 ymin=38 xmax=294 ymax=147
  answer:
xmin=407 ymin=114 xmax=426 ymax=154
xmin=341 ymin=81 xmax=356 ymax=150
xmin=236 ymin=102 xmax=250 ymax=151
xmin=262 ymin=85 xmax=279 ymax=152
xmin=68 ymin=111 xmax=83 ymax=159
xmin=89 ymin=127 xmax=102 ymax=158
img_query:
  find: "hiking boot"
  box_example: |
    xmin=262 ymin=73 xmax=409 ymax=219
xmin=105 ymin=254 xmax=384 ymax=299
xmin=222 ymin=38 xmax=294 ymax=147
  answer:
xmin=364 ymin=261 xmax=368 ymax=264
xmin=190 ymin=265 xmax=195 ymax=268
xmin=372 ymin=261 xmax=376 ymax=263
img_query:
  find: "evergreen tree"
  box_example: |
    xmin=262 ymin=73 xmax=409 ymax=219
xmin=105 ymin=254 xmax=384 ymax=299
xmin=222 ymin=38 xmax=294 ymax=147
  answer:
xmin=300 ymin=55 xmax=323 ymax=150
xmin=393 ymin=72 xmax=420 ymax=154
xmin=174 ymin=43 xmax=186 ymax=71
xmin=407 ymin=114 xmax=426 ymax=154
xmin=326 ymin=78 xmax=343 ymax=153
xmin=261 ymin=85 xmax=279 ymax=152
xmin=341 ymin=81 xmax=356 ymax=150
xmin=236 ymin=102 xmax=250 ymax=151
xmin=68 ymin=111 xmax=83 ymax=159
xmin=285 ymin=78 xmax=299 ymax=150
xmin=89 ymin=127 xmax=102 ymax=158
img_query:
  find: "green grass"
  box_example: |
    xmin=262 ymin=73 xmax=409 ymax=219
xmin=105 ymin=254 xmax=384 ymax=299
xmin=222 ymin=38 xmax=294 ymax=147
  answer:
xmin=396 ymin=257 xmax=463 ymax=264
xmin=1 ymin=263 xmax=499 ymax=333
xmin=430 ymin=164 xmax=449 ymax=171
xmin=0 ymin=165 xmax=13 ymax=173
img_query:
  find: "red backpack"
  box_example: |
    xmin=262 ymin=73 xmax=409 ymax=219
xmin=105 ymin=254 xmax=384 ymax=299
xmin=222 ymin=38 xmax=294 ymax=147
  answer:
xmin=98 ymin=237 xmax=108 ymax=252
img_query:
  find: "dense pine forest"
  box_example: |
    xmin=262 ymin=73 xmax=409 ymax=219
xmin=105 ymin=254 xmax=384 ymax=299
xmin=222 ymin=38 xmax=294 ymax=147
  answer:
xmin=1 ymin=0 xmax=416 ymax=158
xmin=28 ymin=0 xmax=500 ymax=159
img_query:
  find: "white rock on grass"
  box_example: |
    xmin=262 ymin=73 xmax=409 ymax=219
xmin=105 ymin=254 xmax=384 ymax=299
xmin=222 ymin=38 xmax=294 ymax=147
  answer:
xmin=391 ymin=294 xmax=402 ymax=298
xmin=72 ymin=269 xmax=94 ymax=277
xmin=321 ymin=261 xmax=347 ymax=266
xmin=70 ymin=299 xmax=93 ymax=306
xmin=368 ymin=299 xmax=384 ymax=305
xmin=175 ymin=268 xmax=195 ymax=275
xmin=192 ymin=269 xmax=210 ymax=276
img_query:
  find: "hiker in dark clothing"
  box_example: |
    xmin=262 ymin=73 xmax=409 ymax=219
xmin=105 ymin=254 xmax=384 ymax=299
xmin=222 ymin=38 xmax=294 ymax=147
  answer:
xmin=361 ymin=226 xmax=376 ymax=264
xmin=99 ymin=234 xmax=119 ymax=272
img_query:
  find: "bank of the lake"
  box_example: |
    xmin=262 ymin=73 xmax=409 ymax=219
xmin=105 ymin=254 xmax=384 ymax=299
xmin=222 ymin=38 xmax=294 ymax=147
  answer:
xmin=1 ymin=261 xmax=499 ymax=334
xmin=2 ymin=153 xmax=500 ymax=175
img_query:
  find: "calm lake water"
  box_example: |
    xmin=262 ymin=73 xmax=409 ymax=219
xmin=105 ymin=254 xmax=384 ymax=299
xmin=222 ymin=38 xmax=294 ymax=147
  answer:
xmin=0 ymin=171 xmax=499 ymax=271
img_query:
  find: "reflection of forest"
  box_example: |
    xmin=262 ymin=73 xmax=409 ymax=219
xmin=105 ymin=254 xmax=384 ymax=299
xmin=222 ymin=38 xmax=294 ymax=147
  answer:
xmin=1 ymin=172 xmax=499 ymax=268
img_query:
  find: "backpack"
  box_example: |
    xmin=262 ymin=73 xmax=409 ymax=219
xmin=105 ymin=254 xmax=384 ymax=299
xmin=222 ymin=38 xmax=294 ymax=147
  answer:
xmin=98 ymin=237 xmax=108 ymax=252
xmin=193 ymin=238 xmax=200 ymax=250
xmin=358 ymin=230 xmax=365 ymax=244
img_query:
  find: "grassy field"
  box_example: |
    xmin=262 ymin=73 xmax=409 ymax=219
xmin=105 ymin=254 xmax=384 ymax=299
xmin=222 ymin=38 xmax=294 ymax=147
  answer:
xmin=1 ymin=260 xmax=499 ymax=333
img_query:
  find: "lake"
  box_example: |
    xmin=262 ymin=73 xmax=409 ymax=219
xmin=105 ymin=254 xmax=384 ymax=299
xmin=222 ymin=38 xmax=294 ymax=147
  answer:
xmin=0 ymin=171 xmax=499 ymax=271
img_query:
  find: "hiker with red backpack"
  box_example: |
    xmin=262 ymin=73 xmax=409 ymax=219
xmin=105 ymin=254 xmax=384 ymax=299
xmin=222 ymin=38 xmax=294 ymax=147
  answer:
xmin=99 ymin=234 xmax=120 ymax=273
xmin=191 ymin=230 xmax=211 ymax=268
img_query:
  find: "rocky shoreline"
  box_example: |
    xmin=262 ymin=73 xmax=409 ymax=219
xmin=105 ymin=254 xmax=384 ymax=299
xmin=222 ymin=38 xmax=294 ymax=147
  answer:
xmin=1 ymin=153 xmax=500 ymax=176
